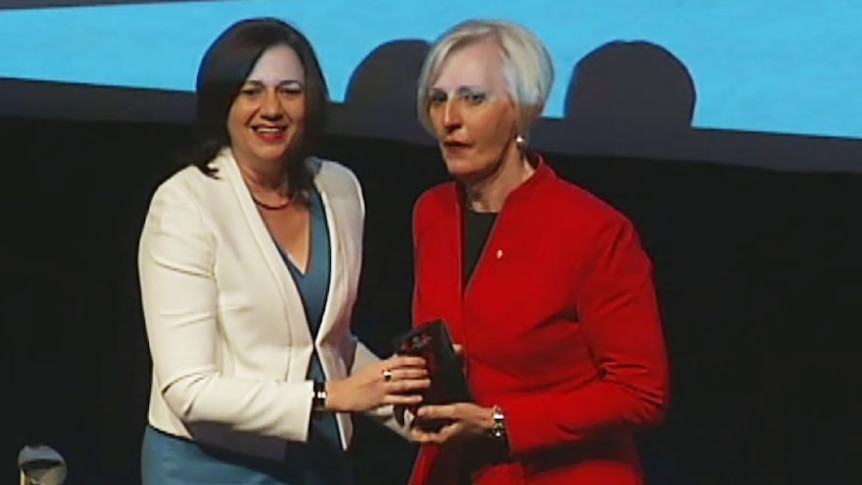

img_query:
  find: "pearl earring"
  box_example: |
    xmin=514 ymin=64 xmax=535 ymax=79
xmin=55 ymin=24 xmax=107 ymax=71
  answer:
xmin=515 ymin=134 xmax=526 ymax=148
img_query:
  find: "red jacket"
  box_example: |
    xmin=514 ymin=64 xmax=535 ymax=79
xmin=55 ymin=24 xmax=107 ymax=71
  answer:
xmin=409 ymin=160 xmax=669 ymax=485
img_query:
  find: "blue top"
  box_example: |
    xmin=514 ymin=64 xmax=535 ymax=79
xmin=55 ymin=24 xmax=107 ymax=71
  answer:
xmin=280 ymin=189 xmax=341 ymax=450
xmin=141 ymin=188 xmax=353 ymax=485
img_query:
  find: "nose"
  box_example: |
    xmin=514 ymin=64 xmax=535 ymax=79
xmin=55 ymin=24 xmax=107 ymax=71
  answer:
xmin=260 ymin=89 xmax=284 ymax=118
xmin=442 ymin=99 xmax=462 ymax=131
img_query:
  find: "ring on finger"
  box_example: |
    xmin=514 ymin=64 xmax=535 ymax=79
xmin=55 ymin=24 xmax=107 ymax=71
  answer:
xmin=382 ymin=369 xmax=393 ymax=381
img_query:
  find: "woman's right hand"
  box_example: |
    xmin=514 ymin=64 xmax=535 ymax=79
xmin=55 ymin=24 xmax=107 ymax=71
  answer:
xmin=326 ymin=355 xmax=430 ymax=413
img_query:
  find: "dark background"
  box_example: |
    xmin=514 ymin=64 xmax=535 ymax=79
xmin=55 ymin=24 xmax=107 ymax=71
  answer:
xmin=1 ymin=13 xmax=860 ymax=485
xmin=1 ymin=114 xmax=859 ymax=485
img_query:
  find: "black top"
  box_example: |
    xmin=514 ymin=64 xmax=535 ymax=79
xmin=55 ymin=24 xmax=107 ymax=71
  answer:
xmin=463 ymin=208 xmax=498 ymax=289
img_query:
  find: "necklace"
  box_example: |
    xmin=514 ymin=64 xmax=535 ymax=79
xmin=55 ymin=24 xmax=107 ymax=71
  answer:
xmin=252 ymin=195 xmax=291 ymax=210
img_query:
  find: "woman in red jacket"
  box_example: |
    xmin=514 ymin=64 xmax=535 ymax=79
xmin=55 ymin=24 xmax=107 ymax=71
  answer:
xmin=407 ymin=19 xmax=670 ymax=485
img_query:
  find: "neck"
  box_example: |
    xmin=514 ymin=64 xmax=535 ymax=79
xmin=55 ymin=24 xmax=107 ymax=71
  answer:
xmin=234 ymin=152 xmax=287 ymax=194
xmin=463 ymin=144 xmax=535 ymax=213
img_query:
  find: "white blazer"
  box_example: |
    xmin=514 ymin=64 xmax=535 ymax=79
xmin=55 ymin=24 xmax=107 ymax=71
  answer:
xmin=138 ymin=149 xmax=394 ymax=460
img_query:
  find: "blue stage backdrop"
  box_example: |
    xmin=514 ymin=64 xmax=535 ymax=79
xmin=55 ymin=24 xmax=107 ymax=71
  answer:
xmin=0 ymin=0 xmax=859 ymax=140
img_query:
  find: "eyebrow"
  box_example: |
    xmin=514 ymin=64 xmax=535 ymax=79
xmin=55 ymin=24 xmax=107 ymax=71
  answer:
xmin=244 ymin=79 xmax=304 ymax=87
xmin=429 ymin=84 xmax=489 ymax=92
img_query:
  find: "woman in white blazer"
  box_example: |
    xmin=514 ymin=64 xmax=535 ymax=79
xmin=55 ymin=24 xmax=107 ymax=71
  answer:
xmin=138 ymin=18 xmax=429 ymax=485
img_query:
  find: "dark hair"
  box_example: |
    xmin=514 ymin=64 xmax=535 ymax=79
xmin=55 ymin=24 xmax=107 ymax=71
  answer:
xmin=185 ymin=17 xmax=329 ymax=200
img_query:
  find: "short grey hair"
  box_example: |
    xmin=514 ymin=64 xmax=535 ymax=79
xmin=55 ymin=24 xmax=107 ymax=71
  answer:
xmin=416 ymin=20 xmax=554 ymax=135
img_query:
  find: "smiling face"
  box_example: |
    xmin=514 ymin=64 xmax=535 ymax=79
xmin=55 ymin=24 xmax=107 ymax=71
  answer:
xmin=427 ymin=39 xmax=520 ymax=182
xmin=227 ymin=44 xmax=307 ymax=168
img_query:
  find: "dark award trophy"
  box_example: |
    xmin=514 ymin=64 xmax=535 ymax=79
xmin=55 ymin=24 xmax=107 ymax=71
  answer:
xmin=393 ymin=319 xmax=472 ymax=420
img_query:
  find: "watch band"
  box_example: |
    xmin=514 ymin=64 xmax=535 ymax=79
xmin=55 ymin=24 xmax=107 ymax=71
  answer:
xmin=312 ymin=380 xmax=328 ymax=412
xmin=491 ymin=405 xmax=507 ymax=440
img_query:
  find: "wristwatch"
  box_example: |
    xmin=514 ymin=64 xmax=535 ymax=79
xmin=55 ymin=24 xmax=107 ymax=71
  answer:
xmin=312 ymin=380 xmax=328 ymax=412
xmin=490 ymin=405 xmax=507 ymax=440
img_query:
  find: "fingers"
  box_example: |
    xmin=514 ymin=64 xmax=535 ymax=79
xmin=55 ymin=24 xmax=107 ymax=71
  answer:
xmin=416 ymin=404 xmax=458 ymax=421
xmin=370 ymin=355 xmax=433 ymax=410
xmin=385 ymin=367 xmax=429 ymax=381
xmin=409 ymin=422 xmax=460 ymax=444
xmin=381 ymin=373 xmax=430 ymax=407
xmin=385 ymin=378 xmax=431 ymax=394
xmin=377 ymin=356 xmax=428 ymax=386
xmin=385 ymin=354 xmax=427 ymax=369
xmin=409 ymin=427 xmax=438 ymax=444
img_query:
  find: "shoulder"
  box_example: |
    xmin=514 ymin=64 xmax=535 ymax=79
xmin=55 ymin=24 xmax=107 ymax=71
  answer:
xmin=546 ymin=169 xmax=634 ymax=234
xmin=413 ymin=182 xmax=456 ymax=222
xmin=526 ymin=164 xmax=645 ymax=262
xmin=147 ymin=164 xmax=214 ymax=214
xmin=138 ymin=164 xmax=218 ymax=258
xmin=141 ymin=155 xmax=236 ymax=238
xmin=312 ymin=157 xmax=359 ymax=184
xmin=312 ymin=158 xmax=361 ymax=195
xmin=311 ymin=157 xmax=365 ymax=217
xmin=412 ymin=182 xmax=458 ymax=242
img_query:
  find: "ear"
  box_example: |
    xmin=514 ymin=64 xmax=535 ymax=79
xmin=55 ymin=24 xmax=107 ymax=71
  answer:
xmin=515 ymin=102 xmax=544 ymax=137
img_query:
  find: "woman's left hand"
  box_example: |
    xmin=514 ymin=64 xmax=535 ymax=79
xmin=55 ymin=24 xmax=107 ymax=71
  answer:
xmin=409 ymin=402 xmax=495 ymax=445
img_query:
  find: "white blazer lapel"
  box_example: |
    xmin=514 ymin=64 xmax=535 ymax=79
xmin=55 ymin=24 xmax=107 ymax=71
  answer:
xmin=216 ymin=150 xmax=314 ymax=348
xmin=314 ymin=172 xmax=347 ymax=345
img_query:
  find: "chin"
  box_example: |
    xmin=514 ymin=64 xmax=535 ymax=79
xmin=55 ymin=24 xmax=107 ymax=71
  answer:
xmin=254 ymin=153 xmax=287 ymax=165
xmin=444 ymin=158 xmax=473 ymax=175
xmin=445 ymin=160 xmax=490 ymax=184
xmin=255 ymin=145 xmax=293 ymax=163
